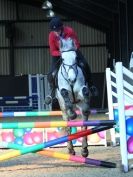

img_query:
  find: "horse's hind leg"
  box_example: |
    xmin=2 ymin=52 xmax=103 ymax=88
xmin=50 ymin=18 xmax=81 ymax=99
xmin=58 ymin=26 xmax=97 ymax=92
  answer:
xmin=80 ymin=86 xmax=90 ymax=157
xmin=60 ymin=88 xmax=77 ymax=120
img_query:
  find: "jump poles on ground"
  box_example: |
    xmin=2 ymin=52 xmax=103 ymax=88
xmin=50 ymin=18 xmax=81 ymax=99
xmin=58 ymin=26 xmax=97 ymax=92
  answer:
xmin=0 ymin=126 xmax=112 ymax=162
xmin=1 ymin=142 xmax=116 ymax=168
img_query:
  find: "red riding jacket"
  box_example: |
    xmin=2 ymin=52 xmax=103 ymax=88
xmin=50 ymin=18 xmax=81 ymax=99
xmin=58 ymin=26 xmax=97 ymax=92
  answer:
xmin=49 ymin=26 xmax=80 ymax=57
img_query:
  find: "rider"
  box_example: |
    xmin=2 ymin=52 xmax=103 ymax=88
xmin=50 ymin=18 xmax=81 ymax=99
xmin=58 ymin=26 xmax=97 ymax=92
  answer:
xmin=45 ymin=16 xmax=98 ymax=105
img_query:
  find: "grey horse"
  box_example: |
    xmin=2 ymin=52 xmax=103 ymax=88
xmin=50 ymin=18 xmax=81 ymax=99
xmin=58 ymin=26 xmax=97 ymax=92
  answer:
xmin=56 ymin=38 xmax=90 ymax=157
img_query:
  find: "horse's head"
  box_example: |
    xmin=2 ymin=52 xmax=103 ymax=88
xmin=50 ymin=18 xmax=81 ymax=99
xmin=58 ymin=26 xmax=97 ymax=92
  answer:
xmin=59 ymin=38 xmax=78 ymax=84
xmin=60 ymin=37 xmax=76 ymax=51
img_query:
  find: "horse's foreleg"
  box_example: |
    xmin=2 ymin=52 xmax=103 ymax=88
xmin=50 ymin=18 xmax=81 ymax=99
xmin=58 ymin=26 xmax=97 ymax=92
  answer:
xmin=81 ymin=111 xmax=89 ymax=157
xmin=81 ymin=125 xmax=89 ymax=157
xmin=60 ymin=88 xmax=77 ymax=120
xmin=81 ymin=86 xmax=90 ymax=157
xmin=65 ymin=127 xmax=75 ymax=155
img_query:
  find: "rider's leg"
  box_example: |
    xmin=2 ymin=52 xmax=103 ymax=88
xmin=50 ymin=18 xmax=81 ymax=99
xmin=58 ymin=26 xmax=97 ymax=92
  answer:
xmin=76 ymin=49 xmax=98 ymax=96
xmin=45 ymin=73 xmax=55 ymax=105
xmin=45 ymin=56 xmax=60 ymax=105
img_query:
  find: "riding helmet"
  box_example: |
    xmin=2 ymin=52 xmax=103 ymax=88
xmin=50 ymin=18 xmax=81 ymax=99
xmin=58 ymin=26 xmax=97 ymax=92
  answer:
xmin=49 ymin=16 xmax=63 ymax=31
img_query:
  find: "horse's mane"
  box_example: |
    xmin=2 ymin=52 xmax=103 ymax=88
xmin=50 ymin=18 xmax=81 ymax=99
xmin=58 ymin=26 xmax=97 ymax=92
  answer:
xmin=60 ymin=37 xmax=76 ymax=52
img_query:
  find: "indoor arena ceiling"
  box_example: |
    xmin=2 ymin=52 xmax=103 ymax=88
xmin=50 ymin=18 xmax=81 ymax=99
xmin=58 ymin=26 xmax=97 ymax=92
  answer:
xmin=12 ymin=0 xmax=127 ymax=31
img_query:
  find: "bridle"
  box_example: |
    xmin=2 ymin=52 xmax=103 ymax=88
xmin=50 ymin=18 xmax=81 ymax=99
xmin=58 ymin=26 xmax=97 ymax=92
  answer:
xmin=60 ymin=50 xmax=78 ymax=84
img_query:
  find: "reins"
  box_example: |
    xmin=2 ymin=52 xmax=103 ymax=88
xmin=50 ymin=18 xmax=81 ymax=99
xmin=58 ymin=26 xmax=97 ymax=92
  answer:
xmin=60 ymin=57 xmax=78 ymax=84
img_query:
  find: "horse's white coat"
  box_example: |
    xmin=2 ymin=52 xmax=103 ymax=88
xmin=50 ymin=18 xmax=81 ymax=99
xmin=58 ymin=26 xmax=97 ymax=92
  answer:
xmin=56 ymin=37 xmax=88 ymax=104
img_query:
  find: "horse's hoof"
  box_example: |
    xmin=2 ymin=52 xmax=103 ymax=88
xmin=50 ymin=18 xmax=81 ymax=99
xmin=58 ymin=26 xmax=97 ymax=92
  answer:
xmin=81 ymin=148 xmax=89 ymax=157
xmin=45 ymin=96 xmax=52 ymax=105
xmin=68 ymin=149 xmax=75 ymax=156
xmin=70 ymin=112 xmax=77 ymax=120
xmin=67 ymin=110 xmax=77 ymax=120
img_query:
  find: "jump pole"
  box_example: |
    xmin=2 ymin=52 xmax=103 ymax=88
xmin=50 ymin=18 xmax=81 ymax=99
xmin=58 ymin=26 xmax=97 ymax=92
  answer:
xmin=0 ymin=125 xmax=113 ymax=161
xmin=0 ymin=109 xmax=107 ymax=118
xmin=2 ymin=142 xmax=116 ymax=168
xmin=0 ymin=120 xmax=116 ymax=129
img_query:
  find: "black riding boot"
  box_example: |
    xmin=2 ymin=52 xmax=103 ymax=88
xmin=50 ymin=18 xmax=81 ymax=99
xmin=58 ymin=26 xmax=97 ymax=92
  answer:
xmin=76 ymin=50 xmax=98 ymax=96
xmin=45 ymin=56 xmax=61 ymax=105
xmin=79 ymin=62 xmax=98 ymax=96
xmin=45 ymin=83 xmax=55 ymax=105
xmin=45 ymin=72 xmax=56 ymax=105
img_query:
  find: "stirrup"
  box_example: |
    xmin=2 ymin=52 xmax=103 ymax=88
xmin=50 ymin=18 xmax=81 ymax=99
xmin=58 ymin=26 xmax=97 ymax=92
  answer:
xmin=45 ymin=95 xmax=52 ymax=105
